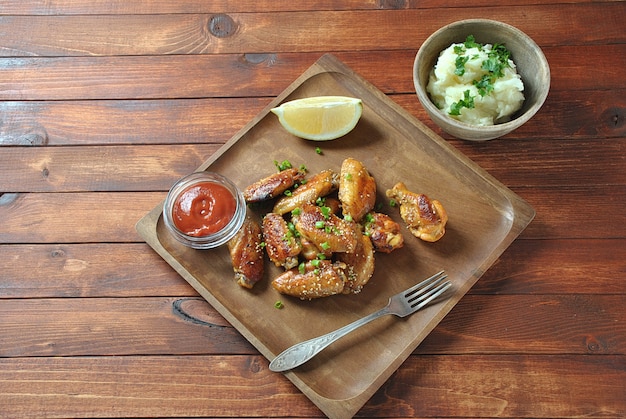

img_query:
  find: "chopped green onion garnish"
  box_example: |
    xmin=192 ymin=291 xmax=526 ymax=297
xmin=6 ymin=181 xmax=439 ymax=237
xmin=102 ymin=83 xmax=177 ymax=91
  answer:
xmin=274 ymin=159 xmax=293 ymax=171
xmin=287 ymin=222 xmax=300 ymax=237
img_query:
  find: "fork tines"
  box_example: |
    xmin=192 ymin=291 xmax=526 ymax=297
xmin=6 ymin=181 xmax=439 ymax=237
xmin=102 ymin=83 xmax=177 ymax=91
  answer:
xmin=405 ymin=271 xmax=451 ymax=307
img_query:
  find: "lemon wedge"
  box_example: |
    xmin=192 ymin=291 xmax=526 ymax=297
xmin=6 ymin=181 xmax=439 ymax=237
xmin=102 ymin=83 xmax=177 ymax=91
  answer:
xmin=271 ymin=96 xmax=363 ymax=141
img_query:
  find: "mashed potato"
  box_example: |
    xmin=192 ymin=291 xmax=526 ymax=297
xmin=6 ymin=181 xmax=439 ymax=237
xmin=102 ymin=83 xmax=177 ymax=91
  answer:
xmin=427 ymin=37 xmax=524 ymax=126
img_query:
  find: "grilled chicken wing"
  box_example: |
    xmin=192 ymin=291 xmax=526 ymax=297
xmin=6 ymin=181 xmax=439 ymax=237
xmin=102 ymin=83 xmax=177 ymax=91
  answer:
xmin=298 ymin=236 xmax=329 ymax=260
xmin=336 ymin=232 xmax=375 ymax=294
xmin=272 ymin=260 xmax=347 ymax=300
xmin=338 ymin=158 xmax=376 ymax=222
xmin=273 ymin=169 xmax=339 ymax=215
xmin=386 ymin=182 xmax=447 ymax=242
xmin=363 ymin=212 xmax=404 ymax=253
xmin=319 ymin=196 xmax=342 ymax=215
xmin=262 ymin=212 xmax=302 ymax=269
xmin=227 ymin=216 xmax=265 ymax=289
xmin=243 ymin=167 xmax=306 ymax=203
xmin=294 ymin=203 xmax=359 ymax=254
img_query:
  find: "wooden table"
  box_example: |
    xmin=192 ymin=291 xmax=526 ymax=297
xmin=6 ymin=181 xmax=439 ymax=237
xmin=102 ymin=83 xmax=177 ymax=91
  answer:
xmin=1 ymin=1 xmax=625 ymax=418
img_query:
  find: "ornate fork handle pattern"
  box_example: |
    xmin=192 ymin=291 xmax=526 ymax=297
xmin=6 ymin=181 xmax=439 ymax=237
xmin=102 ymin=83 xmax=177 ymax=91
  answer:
xmin=269 ymin=307 xmax=391 ymax=372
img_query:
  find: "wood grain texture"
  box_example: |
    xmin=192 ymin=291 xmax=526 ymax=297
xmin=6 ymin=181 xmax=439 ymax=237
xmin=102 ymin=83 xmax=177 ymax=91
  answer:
xmin=0 ymin=355 xmax=317 ymax=418
xmin=0 ymin=244 xmax=194 ymax=298
xmin=0 ymin=355 xmax=622 ymax=418
xmin=0 ymin=4 xmax=623 ymax=57
xmin=1 ymin=0 xmax=613 ymax=15
xmin=473 ymin=238 xmax=626 ymax=295
xmin=0 ymin=192 xmax=162 ymax=243
xmin=0 ymin=295 xmax=623 ymax=357
xmin=0 ymin=297 xmax=254 ymax=357
xmin=0 ymin=145 xmax=219 ymax=192
xmin=366 ymin=355 xmax=626 ymax=418
xmin=0 ymin=98 xmax=266 ymax=145
xmin=1 ymin=0 xmax=625 ymax=417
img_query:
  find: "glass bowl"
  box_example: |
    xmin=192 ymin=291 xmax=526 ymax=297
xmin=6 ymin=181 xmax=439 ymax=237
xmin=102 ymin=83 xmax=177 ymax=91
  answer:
xmin=163 ymin=171 xmax=246 ymax=249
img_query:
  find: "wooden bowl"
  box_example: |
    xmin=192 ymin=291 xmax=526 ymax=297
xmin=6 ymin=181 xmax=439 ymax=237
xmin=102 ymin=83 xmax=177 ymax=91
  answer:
xmin=413 ymin=19 xmax=550 ymax=141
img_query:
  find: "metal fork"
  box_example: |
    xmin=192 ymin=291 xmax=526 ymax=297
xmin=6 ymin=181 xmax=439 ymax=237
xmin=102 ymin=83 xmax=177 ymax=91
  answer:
xmin=269 ymin=270 xmax=451 ymax=372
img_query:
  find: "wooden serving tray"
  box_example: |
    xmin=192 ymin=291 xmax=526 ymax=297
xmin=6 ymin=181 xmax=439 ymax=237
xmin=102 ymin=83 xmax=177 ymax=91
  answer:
xmin=136 ymin=54 xmax=535 ymax=419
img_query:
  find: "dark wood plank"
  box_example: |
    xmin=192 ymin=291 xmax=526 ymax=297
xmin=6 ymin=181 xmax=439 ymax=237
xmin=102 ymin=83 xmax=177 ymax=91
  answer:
xmin=1 ymin=0 xmax=610 ymax=15
xmin=0 ymin=192 xmax=162 ymax=243
xmin=1 ymin=239 xmax=623 ymax=299
xmin=0 ymin=355 xmax=321 ymax=418
xmin=0 ymin=87 xmax=624 ymax=146
xmin=365 ymin=354 xmax=626 ymax=418
xmin=1 ymin=46 xmax=624 ymax=101
xmin=419 ymin=294 xmax=626 ymax=355
xmin=517 ymin=185 xmax=626 ymax=240
xmin=0 ymin=355 xmax=623 ymax=418
xmin=0 ymin=98 xmax=266 ymax=146
xmin=0 ymin=297 xmax=254 ymax=357
xmin=0 ymin=4 xmax=623 ymax=57
xmin=0 ymin=145 xmax=218 ymax=192
xmin=0 ymin=0 xmax=383 ymax=15
xmin=473 ymin=238 xmax=626 ymax=295
xmin=0 ymin=54 xmax=316 ymax=100
xmin=450 ymin=137 xmax=626 ymax=187
xmin=0 ymin=295 xmax=623 ymax=357
xmin=0 ymin=243 xmax=195 ymax=298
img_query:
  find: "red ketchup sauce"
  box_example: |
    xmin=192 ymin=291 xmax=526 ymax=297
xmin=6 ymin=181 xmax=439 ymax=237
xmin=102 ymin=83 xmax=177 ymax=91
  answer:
xmin=172 ymin=182 xmax=237 ymax=237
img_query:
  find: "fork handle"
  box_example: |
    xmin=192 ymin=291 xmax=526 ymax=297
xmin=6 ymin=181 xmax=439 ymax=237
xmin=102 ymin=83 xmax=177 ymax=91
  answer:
xmin=269 ymin=306 xmax=391 ymax=372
